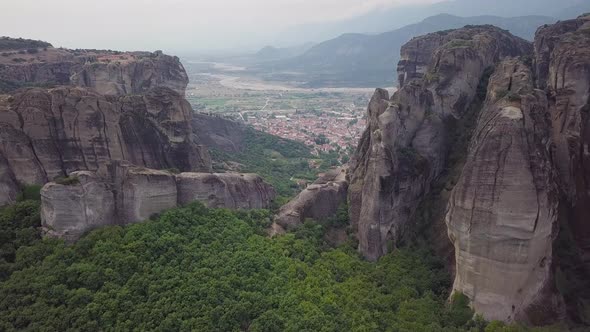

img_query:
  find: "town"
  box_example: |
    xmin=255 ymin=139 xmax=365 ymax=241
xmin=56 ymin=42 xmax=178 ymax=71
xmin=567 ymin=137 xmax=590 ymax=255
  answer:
xmin=183 ymin=62 xmax=376 ymax=157
xmin=246 ymin=108 xmax=366 ymax=155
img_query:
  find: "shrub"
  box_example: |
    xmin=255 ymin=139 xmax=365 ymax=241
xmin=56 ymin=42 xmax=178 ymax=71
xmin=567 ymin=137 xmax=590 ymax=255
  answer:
xmin=54 ymin=175 xmax=80 ymax=186
xmin=445 ymin=39 xmax=473 ymax=49
xmin=165 ymin=168 xmax=180 ymax=174
xmin=16 ymin=184 xmax=42 ymax=202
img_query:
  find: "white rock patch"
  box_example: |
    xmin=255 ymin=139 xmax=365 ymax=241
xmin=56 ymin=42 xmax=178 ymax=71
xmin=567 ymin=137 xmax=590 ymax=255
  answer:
xmin=500 ymin=106 xmax=523 ymax=120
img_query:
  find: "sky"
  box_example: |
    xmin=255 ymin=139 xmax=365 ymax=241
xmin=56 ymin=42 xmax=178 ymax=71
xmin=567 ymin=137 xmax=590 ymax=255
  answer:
xmin=0 ymin=0 xmax=443 ymax=53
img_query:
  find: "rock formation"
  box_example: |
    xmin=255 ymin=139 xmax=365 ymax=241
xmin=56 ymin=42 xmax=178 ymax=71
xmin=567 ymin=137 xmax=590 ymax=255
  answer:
xmin=275 ymin=168 xmax=348 ymax=230
xmin=348 ymin=25 xmax=531 ymax=261
xmin=41 ymin=162 xmax=276 ymax=241
xmin=446 ymin=59 xmax=563 ymax=324
xmin=349 ymin=15 xmax=590 ymax=324
xmin=41 ymin=171 xmax=116 ymax=241
xmin=0 ymin=44 xmax=188 ymax=96
xmin=177 ymin=172 xmax=276 ymax=209
xmin=534 ymin=14 xmax=590 ymax=269
xmin=191 ymin=113 xmax=249 ymax=153
xmin=0 ymin=86 xmax=211 ymax=205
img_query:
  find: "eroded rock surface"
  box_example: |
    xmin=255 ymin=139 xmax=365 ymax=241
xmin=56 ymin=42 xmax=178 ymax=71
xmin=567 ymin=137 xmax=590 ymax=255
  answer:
xmin=348 ymin=25 xmax=531 ymax=261
xmin=0 ymin=86 xmax=211 ymax=205
xmin=41 ymin=171 xmax=115 ymax=241
xmin=535 ymin=14 xmax=590 ymax=267
xmin=116 ymin=167 xmax=178 ymax=224
xmin=0 ymin=46 xmax=188 ymax=96
xmin=191 ymin=113 xmax=249 ymax=153
xmin=41 ymin=162 xmax=275 ymax=240
xmin=275 ymin=168 xmax=348 ymax=230
xmin=446 ymin=59 xmax=564 ymax=324
xmin=177 ymin=172 xmax=276 ymax=209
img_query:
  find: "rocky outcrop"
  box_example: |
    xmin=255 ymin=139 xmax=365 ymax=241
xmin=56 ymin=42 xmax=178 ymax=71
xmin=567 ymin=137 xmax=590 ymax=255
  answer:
xmin=446 ymin=59 xmax=564 ymax=324
xmin=114 ymin=166 xmax=178 ymax=224
xmin=534 ymin=14 xmax=590 ymax=267
xmin=275 ymin=168 xmax=348 ymax=230
xmin=348 ymin=25 xmax=531 ymax=261
xmin=177 ymin=172 xmax=276 ymax=209
xmin=348 ymin=15 xmax=590 ymax=324
xmin=0 ymin=47 xmax=188 ymax=96
xmin=40 ymin=162 xmax=276 ymax=241
xmin=70 ymin=51 xmax=188 ymax=96
xmin=0 ymin=86 xmax=211 ymax=205
xmin=41 ymin=171 xmax=115 ymax=241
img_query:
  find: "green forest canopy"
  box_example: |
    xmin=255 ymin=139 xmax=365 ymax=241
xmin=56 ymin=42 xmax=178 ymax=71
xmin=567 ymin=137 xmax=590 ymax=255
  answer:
xmin=0 ymin=198 xmax=570 ymax=331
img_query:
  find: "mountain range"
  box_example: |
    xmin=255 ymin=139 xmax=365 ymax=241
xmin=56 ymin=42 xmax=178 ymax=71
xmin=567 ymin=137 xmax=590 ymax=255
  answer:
xmin=276 ymin=0 xmax=590 ymax=45
xmin=256 ymin=14 xmax=558 ymax=87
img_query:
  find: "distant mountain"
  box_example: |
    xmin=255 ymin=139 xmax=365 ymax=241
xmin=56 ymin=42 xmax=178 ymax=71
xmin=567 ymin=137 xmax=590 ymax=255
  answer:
xmin=555 ymin=3 xmax=590 ymax=19
xmin=276 ymin=0 xmax=586 ymax=46
xmin=255 ymin=43 xmax=315 ymax=61
xmin=264 ymin=14 xmax=556 ymax=88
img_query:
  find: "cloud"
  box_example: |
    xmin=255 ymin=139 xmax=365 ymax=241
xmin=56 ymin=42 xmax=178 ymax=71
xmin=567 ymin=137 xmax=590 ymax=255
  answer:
xmin=0 ymin=0 xmax=443 ymax=51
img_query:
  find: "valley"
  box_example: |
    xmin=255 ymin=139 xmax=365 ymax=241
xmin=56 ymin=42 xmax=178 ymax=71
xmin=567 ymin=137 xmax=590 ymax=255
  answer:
xmin=1 ymin=1 xmax=590 ymax=331
xmin=183 ymin=60 xmax=385 ymax=156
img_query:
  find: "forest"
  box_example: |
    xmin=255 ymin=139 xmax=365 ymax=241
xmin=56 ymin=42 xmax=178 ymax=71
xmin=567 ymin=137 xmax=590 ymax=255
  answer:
xmin=0 ymin=190 xmax=570 ymax=331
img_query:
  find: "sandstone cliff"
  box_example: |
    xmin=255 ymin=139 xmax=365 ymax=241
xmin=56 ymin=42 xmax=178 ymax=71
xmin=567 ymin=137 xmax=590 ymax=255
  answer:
xmin=0 ymin=86 xmax=211 ymax=205
xmin=446 ymin=59 xmax=563 ymax=324
xmin=191 ymin=113 xmax=249 ymax=153
xmin=41 ymin=162 xmax=276 ymax=241
xmin=275 ymin=168 xmax=348 ymax=230
xmin=534 ymin=14 xmax=590 ymax=269
xmin=177 ymin=172 xmax=276 ymax=209
xmin=348 ymin=26 xmax=531 ymax=261
xmin=0 ymin=46 xmax=188 ymax=96
xmin=349 ymin=15 xmax=590 ymax=324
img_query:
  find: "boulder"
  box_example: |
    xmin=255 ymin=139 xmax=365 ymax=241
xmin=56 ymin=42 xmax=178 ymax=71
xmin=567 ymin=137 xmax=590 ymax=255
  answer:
xmin=275 ymin=168 xmax=348 ymax=230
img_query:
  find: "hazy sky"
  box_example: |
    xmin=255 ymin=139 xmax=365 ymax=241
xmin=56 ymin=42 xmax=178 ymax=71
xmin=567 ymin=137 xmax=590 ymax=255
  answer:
xmin=0 ymin=0 xmax=443 ymax=53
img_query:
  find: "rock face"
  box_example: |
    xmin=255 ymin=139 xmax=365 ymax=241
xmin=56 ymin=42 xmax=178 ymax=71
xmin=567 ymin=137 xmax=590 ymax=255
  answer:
xmin=41 ymin=171 xmax=115 ymax=241
xmin=534 ymin=15 xmax=590 ymax=267
xmin=191 ymin=113 xmax=249 ymax=153
xmin=348 ymin=25 xmax=531 ymax=261
xmin=177 ymin=172 xmax=276 ymax=209
xmin=0 ymin=47 xmax=188 ymax=96
xmin=349 ymin=15 xmax=590 ymax=324
xmin=70 ymin=51 xmax=188 ymax=96
xmin=114 ymin=167 xmax=178 ymax=224
xmin=0 ymin=86 xmax=211 ymax=205
xmin=275 ymin=168 xmax=348 ymax=230
xmin=40 ymin=162 xmax=276 ymax=241
xmin=446 ymin=59 xmax=563 ymax=324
